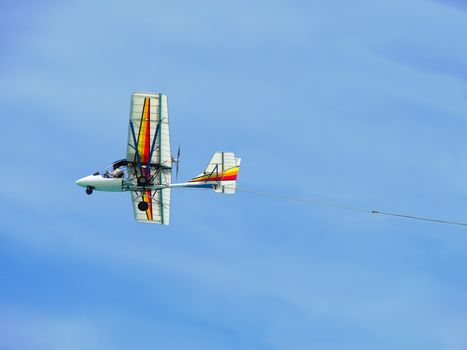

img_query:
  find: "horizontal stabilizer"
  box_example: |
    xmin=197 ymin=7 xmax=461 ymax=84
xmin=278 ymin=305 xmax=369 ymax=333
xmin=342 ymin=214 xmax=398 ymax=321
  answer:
xmin=189 ymin=152 xmax=240 ymax=194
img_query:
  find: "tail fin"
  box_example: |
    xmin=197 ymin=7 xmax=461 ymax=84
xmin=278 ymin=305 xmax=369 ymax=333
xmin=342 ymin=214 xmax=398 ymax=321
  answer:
xmin=189 ymin=152 xmax=241 ymax=194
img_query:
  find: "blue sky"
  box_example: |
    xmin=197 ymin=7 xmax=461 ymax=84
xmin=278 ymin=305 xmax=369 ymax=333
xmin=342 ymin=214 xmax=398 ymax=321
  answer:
xmin=1 ymin=0 xmax=467 ymax=349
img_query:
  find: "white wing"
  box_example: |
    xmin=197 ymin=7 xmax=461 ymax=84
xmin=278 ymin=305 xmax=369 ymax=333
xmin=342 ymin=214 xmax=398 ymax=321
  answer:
xmin=130 ymin=174 xmax=171 ymax=225
xmin=126 ymin=92 xmax=171 ymax=168
xmin=126 ymin=92 xmax=172 ymax=225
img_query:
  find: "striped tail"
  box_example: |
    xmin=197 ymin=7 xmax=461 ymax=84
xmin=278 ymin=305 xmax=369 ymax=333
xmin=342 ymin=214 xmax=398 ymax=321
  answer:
xmin=189 ymin=152 xmax=241 ymax=194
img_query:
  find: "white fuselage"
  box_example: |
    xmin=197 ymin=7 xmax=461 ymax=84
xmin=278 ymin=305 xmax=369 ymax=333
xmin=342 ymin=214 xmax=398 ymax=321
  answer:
xmin=76 ymin=175 xmax=123 ymax=192
xmin=75 ymin=174 xmax=211 ymax=192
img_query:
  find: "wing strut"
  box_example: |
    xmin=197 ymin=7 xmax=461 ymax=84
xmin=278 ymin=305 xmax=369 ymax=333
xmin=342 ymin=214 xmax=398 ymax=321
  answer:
xmin=204 ymin=164 xmax=219 ymax=183
xmin=146 ymin=123 xmax=160 ymax=176
xmin=129 ymin=121 xmax=144 ymax=177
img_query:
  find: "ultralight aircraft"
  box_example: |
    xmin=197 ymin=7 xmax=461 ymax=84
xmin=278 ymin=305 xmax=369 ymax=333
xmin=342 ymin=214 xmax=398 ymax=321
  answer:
xmin=76 ymin=92 xmax=241 ymax=225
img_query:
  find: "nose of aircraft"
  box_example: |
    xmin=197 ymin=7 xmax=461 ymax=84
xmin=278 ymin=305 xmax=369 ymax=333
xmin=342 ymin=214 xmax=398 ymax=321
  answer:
xmin=76 ymin=175 xmax=92 ymax=187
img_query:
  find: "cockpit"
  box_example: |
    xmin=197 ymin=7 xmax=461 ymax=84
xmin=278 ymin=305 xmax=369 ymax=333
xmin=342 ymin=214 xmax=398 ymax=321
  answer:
xmin=99 ymin=159 xmax=129 ymax=179
xmin=76 ymin=159 xmax=131 ymax=194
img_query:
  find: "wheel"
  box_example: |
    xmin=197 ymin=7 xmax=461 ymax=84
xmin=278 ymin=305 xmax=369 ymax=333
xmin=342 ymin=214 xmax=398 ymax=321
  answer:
xmin=138 ymin=201 xmax=149 ymax=211
xmin=86 ymin=186 xmax=93 ymax=195
xmin=137 ymin=176 xmax=148 ymax=186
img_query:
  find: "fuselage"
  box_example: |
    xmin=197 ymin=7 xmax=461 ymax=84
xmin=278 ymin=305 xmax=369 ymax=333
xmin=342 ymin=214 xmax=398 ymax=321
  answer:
xmin=76 ymin=175 xmax=124 ymax=192
xmin=75 ymin=174 xmax=218 ymax=192
xmin=76 ymin=156 xmax=240 ymax=194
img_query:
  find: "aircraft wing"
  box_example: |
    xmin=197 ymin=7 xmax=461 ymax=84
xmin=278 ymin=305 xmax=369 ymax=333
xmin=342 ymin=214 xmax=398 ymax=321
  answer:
xmin=126 ymin=92 xmax=171 ymax=168
xmin=127 ymin=92 xmax=172 ymax=225
xmin=130 ymin=185 xmax=171 ymax=225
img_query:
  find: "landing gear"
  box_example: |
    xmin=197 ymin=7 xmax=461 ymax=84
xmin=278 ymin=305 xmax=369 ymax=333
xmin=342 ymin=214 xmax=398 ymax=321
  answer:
xmin=137 ymin=176 xmax=148 ymax=187
xmin=138 ymin=201 xmax=149 ymax=211
xmin=86 ymin=186 xmax=94 ymax=195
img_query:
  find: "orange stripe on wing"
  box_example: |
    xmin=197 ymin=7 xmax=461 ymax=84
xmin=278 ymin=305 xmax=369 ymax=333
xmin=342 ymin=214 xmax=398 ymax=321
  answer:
xmin=143 ymin=190 xmax=153 ymax=221
xmin=138 ymin=98 xmax=151 ymax=167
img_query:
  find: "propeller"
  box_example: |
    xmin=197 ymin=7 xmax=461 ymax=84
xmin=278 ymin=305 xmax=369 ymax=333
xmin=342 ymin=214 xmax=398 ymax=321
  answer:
xmin=172 ymin=145 xmax=181 ymax=180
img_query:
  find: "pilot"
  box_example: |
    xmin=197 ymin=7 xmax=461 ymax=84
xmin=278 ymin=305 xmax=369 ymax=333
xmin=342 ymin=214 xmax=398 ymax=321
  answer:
xmin=112 ymin=167 xmax=124 ymax=178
